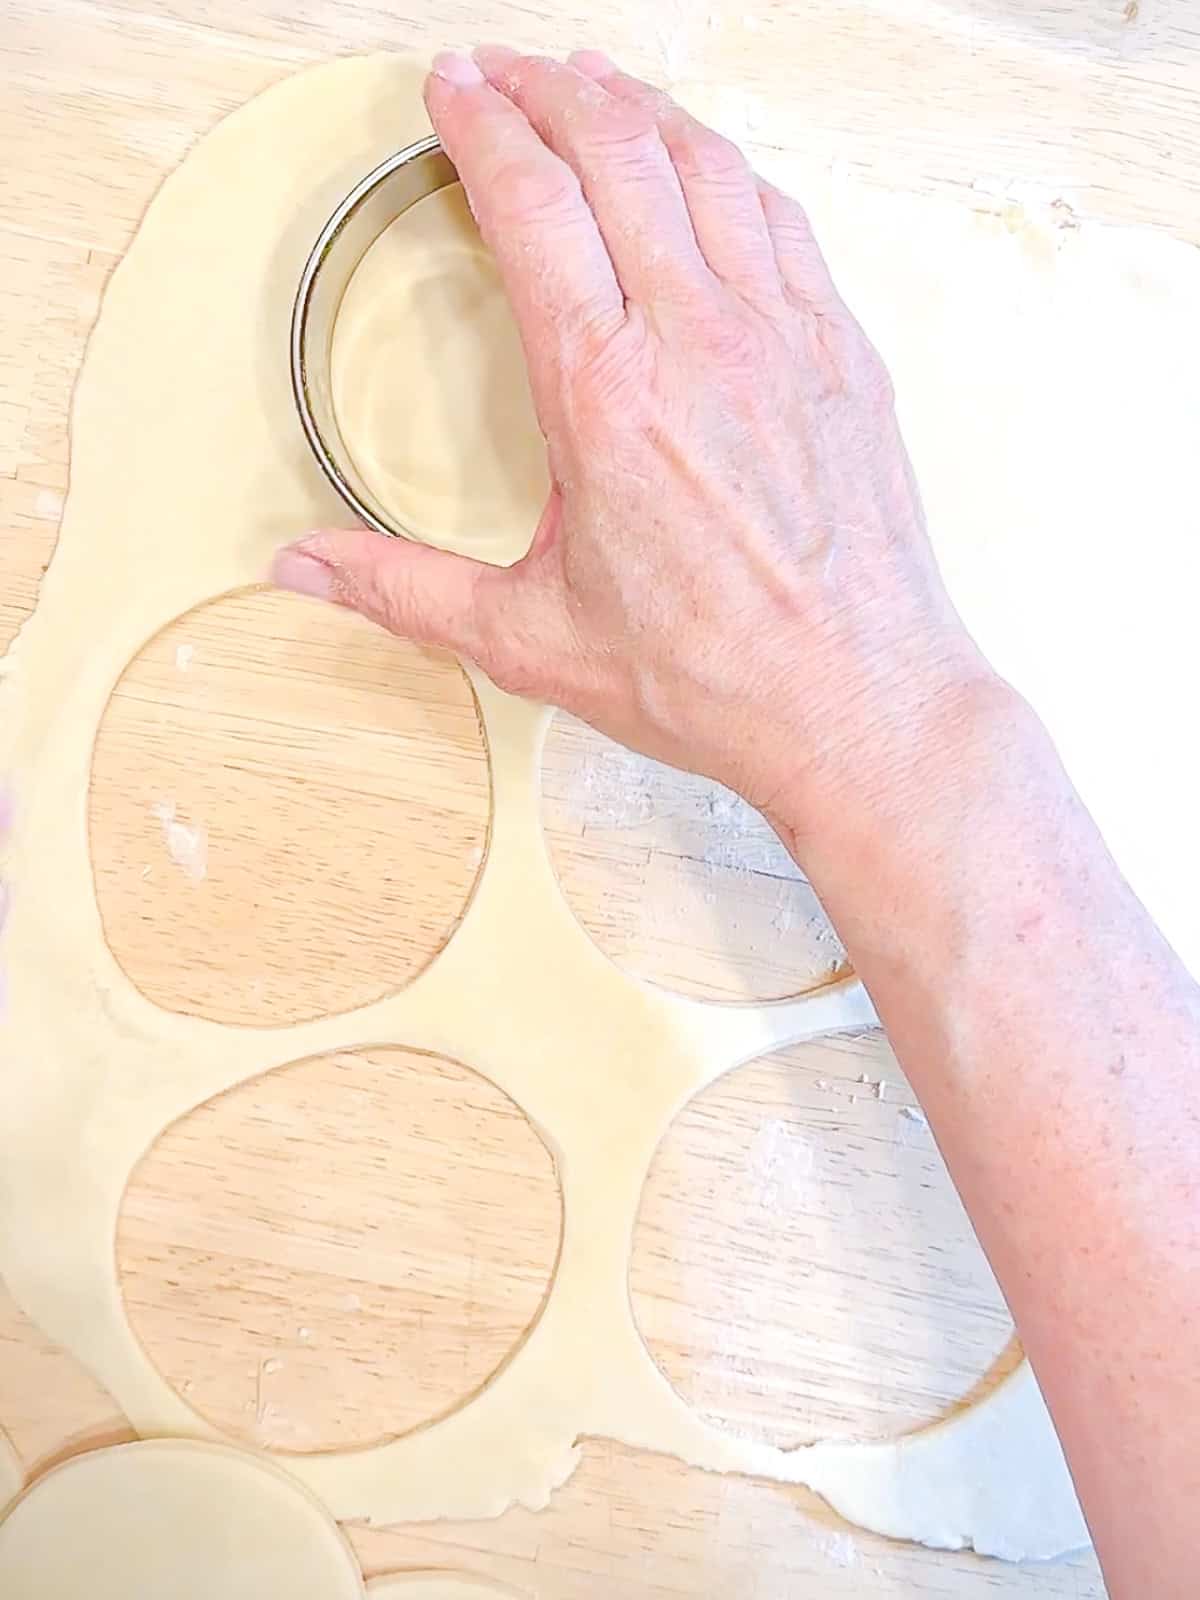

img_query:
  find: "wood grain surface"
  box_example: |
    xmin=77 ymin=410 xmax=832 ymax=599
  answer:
xmin=7 ymin=0 xmax=1198 ymax=1593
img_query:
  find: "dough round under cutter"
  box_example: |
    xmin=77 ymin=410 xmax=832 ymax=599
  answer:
xmin=291 ymin=136 xmax=456 ymax=540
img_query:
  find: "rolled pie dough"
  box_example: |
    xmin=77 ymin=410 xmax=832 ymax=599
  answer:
xmin=7 ymin=48 xmax=1198 ymax=1558
xmin=0 ymin=1440 xmax=363 ymax=1597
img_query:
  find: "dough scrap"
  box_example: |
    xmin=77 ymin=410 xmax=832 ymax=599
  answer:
xmin=10 ymin=49 xmax=1197 ymax=1556
xmin=0 ymin=1440 xmax=364 ymax=1597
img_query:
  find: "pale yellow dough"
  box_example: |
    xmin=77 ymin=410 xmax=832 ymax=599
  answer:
xmin=5 ymin=48 xmax=1198 ymax=1559
xmin=332 ymin=185 xmax=547 ymax=565
xmin=0 ymin=1441 xmax=364 ymax=1597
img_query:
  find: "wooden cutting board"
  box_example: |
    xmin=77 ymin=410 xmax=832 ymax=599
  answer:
xmin=5 ymin=0 xmax=1197 ymax=1592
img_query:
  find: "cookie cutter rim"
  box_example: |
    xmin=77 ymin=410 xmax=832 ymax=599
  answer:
xmin=291 ymin=135 xmax=457 ymax=540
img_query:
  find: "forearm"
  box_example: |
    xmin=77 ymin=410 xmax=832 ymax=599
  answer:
xmin=774 ymin=673 xmax=1200 ymax=1596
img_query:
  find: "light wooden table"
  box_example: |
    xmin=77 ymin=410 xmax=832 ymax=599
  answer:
xmin=4 ymin=0 xmax=1198 ymax=1593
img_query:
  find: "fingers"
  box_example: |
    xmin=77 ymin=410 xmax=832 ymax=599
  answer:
xmin=272 ymin=529 xmax=502 ymax=658
xmin=568 ymin=51 xmax=781 ymax=307
xmin=423 ymin=54 xmax=625 ymax=397
xmin=471 ymin=46 xmax=715 ymax=307
xmin=755 ymin=179 xmax=845 ymax=316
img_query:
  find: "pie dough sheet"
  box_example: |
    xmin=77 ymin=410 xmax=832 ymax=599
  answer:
xmin=10 ymin=48 xmax=1198 ymax=1556
xmin=0 ymin=1440 xmax=365 ymax=1597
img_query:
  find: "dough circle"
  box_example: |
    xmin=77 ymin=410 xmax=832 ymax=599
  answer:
xmin=14 ymin=49 xmax=1188 ymax=1558
xmin=0 ymin=1441 xmax=364 ymax=1598
xmin=332 ymin=185 xmax=547 ymax=566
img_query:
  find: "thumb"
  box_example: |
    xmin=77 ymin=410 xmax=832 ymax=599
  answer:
xmin=271 ymin=528 xmax=493 ymax=655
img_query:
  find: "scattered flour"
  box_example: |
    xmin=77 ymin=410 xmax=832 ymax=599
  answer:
xmin=151 ymin=799 xmax=208 ymax=882
xmin=652 ymin=0 xmax=695 ymax=80
xmin=746 ymin=1116 xmax=815 ymax=1209
xmin=35 ymin=489 xmax=64 ymax=522
xmin=819 ymin=1529 xmax=859 ymax=1567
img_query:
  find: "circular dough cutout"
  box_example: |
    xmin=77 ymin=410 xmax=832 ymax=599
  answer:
xmin=332 ymin=184 xmax=548 ymax=566
xmin=542 ymin=714 xmax=847 ymax=1001
xmin=90 ymin=590 xmax=489 ymax=1025
xmin=631 ymin=1039 xmax=1016 ymax=1447
xmin=118 ymin=1046 xmax=561 ymax=1453
xmin=0 ymin=1440 xmax=363 ymax=1599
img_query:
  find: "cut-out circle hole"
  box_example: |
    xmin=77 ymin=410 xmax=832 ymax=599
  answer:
xmin=541 ymin=714 xmax=847 ymax=1001
xmin=118 ymin=1045 xmax=562 ymax=1454
xmin=90 ymin=589 xmax=489 ymax=1025
xmin=631 ymin=1038 xmax=1016 ymax=1447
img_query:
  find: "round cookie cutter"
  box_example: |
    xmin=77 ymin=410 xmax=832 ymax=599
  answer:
xmin=291 ymin=135 xmax=456 ymax=538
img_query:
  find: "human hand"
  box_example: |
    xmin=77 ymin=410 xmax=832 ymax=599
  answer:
xmin=274 ymin=48 xmax=989 ymax=824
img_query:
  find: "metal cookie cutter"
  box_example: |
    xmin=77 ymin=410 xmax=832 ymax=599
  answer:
xmin=291 ymin=135 xmax=457 ymax=538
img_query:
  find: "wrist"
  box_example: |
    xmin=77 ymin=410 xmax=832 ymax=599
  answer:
xmin=759 ymin=640 xmax=1019 ymax=859
xmin=765 ymin=662 xmax=1081 ymax=995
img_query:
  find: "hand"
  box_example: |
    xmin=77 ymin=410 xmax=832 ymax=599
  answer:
xmin=274 ymin=48 xmax=988 ymax=822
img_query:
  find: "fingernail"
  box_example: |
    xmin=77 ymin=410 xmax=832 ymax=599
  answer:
xmin=568 ymin=49 xmax=617 ymax=78
xmin=430 ymin=50 xmax=486 ymax=88
xmin=271 ymin=546 xmax=336 ymax=601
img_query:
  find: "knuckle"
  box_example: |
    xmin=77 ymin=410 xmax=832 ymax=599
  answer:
xmin=771 ymin=190 xmax=815 ymax=237
xmin=492 ymin=154 xmax=582 ymax=230
xmin=763 ymin=190 xmax=825 ymax=263
xmin=677 ymin=121 xmax=747 ymax=180
xmin=775 ymin=212 xmax=817 ymax=258
xmin=569 ymin=316 xmax=653 ymax=420
xmin=584 ymin=102 xmax=661 ymax=166
xmin=698 ymin=305 xmax=769 ymax=370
